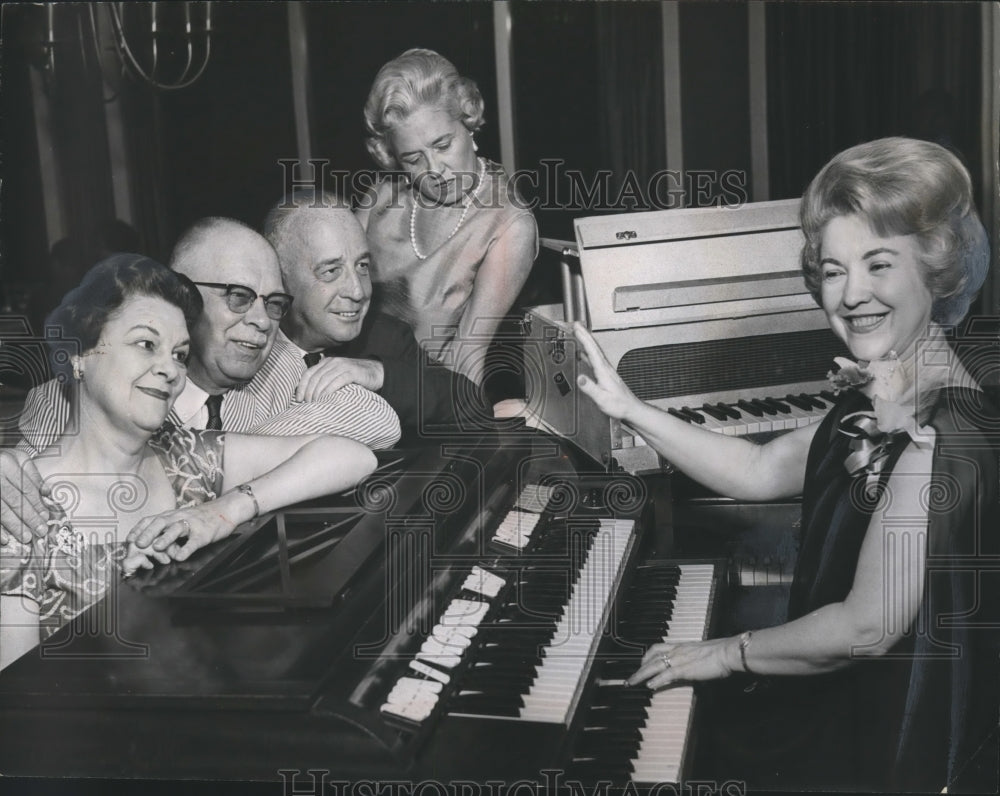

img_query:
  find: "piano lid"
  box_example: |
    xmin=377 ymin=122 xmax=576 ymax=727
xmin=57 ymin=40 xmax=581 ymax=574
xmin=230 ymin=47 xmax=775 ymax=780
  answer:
xmin=571 ymin=198 xmax=814 ymax=332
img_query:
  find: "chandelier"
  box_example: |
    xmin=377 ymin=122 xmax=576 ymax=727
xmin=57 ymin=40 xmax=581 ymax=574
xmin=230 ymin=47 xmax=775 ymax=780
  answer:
xmin=39 ymin=3 xmax=213 ymax=93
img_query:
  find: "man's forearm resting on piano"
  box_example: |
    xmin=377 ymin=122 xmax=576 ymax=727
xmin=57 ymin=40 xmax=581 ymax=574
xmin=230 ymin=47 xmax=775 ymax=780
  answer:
xmin=572 ymin=323 xmax=817 ymax=501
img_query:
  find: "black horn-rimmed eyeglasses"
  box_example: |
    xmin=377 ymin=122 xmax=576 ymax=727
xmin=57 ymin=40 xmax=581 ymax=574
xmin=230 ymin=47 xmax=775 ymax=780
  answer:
xmin=192 ymin=282 xmax=294 ymax=320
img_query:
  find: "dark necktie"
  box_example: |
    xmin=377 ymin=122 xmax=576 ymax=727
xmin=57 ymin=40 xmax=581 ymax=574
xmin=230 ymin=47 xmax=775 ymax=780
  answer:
xmin=303 ymin=351 xmax=323 ymax=368
xmin=205 ymin=393 xmax=224 ymax=430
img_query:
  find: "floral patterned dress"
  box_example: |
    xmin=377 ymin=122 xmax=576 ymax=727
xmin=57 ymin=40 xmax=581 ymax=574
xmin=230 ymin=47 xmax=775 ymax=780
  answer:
xmin=0 ymin=423 xmax=224 ymax=639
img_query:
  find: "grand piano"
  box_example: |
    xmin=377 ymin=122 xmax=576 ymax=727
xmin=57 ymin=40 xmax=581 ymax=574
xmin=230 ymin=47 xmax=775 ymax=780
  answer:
xmin=0 ymin=429 xmax=722 ymax=785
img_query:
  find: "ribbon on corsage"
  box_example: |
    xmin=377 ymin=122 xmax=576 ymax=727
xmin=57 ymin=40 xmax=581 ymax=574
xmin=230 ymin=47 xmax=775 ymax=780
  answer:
xmin=838 ymin=410 xmax=907 ymax=495
xmin=827 ymin=354 xmax=918 ymax=494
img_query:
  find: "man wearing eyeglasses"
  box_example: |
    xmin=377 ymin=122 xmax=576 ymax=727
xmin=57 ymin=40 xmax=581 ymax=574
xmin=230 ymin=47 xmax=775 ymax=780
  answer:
xmin=14 ymin=218 xmax=401 ymax=458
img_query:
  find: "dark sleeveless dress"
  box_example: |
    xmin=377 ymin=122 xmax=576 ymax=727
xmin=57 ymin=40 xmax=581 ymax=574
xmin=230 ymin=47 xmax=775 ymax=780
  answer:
xmin=707 ymin=387 xmax=1000 ymax=792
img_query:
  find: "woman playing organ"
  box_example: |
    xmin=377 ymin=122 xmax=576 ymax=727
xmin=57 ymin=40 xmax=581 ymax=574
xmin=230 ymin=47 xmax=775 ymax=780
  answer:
xmin=575 ymin=137 xmax=998 ymax=791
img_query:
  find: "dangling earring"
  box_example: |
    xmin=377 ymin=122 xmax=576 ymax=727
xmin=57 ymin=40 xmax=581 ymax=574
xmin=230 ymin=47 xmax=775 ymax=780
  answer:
xmin=471 ymin=131 xmax=479 ymax=152
xmin=72 ymin=359 xmax=84 ymax=381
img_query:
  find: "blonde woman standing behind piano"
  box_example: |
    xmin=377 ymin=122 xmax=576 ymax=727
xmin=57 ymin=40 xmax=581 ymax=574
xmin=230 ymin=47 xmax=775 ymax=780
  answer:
xmin=574 ymin=137 xmax=997 ymax=792
xmin=358 ymin=49 xmax=537 ymax=388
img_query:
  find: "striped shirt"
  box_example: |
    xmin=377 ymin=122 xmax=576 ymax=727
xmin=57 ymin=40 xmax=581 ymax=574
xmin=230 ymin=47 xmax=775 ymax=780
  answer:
xmin=17 ymin=332 xmax=401 ymax=454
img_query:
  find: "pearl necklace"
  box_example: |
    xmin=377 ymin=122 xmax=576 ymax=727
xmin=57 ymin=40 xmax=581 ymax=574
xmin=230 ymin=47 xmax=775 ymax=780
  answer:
xmin=409 ymin=157 xmax=487 ymax=261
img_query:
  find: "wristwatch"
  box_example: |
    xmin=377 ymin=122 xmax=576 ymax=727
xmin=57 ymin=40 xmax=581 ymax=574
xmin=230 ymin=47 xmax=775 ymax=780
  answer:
xmin=235 ymin=483 xmax=260 ymax=518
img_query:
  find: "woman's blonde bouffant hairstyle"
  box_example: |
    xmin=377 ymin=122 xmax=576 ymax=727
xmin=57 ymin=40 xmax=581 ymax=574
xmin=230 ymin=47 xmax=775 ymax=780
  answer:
xmin=364 ymin=49 xmax=485 ymax=170
xmin=800 ymin=136 xmax=989 ymax=326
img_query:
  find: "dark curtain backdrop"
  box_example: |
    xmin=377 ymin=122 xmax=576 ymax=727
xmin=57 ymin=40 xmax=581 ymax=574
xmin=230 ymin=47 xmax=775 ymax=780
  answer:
xmin=47 ymin=6 xmax=116 ymax=264
xmin=595 ymin=3 xmax=666 ymax=204
xmin=116 ymin=2 xmax=295 ymax=262
xmin=307 ymin=2 xmax=497 ymax=205
xmin=121 ymin=85 xmax=171 ymax=263
xmin=767 ymin=2 xmax=982 ymax=204
xmin=0 ymin=5 xmax=48 ymax=312
xmin=0 ymin=4 xmax=117 ymax=333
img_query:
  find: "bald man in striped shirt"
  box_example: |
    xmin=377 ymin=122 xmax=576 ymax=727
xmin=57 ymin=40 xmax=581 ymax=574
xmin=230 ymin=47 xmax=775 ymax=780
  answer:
xmin=15 ymin=218 xmax=401 ymax=457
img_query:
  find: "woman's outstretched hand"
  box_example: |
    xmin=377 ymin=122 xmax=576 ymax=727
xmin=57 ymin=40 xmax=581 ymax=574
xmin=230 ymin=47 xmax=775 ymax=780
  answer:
xmin=572 ymin=322 xmax=642 ymax=422
xmin=627 ymin=638 xmax=740 ymax=689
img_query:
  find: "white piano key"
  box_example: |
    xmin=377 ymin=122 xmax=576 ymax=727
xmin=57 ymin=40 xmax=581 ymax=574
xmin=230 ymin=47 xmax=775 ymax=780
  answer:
xmin=415 ymin=648 xmax=463 ymax=669
xmin=409 ymin=659 xmax=450 ymax=684
xmin=630 ymin=564 xmax=715 ymax=783
xmin=463 ymin=566 xmax=505 ymax=598
xmin=518 ymin=520 xmax=635 ymax=724
xmin=431 ymin=627 xmax=473 ymax=649
xmin=514 ymin=483 xmax=556 ymax=514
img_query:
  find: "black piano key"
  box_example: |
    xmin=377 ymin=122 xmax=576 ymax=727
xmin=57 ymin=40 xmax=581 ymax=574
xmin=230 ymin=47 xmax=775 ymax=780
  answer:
xmin=716 ymin=402 xmax=742 ymax=420
xmin=584 ymin=703 xmax=651 ymax=722
xmin=761 ymin=397 xmax=792 ymax=414
xmin=466 ymin=656 xmax=538 ymax=672
xmin=667 ymin=408 xmax=692 ymax=423
xmin=591 ymin=683 xmax=653 ymax=702
xmin=447 ymin=695 xmax=523 ymax=716
xmin=620 ymin=597 xmax=675 ymax=612
xmin=783 ymin=393 xmax=813 ymax=411
xmin=622 ymin=583 xmax=678 ymax=599
xmin=749 ymin=398 xmax=778 ymax=416
xmin=699 ymin=404 xmax=729 ymax=422
xmin=614 ymin=620 xmax=672 ymax=637
xmin=636 ymin=570 xmax=681 ymax=586
xmin=460 ymin=671 xmax=538 ymax=690
xmin=634 ymin=567 xmax=680 ymax=582
xmin=820 ymin=390 xmax=839 ymax=403
xmin=736 ymin=399 xmax=765 ymax=417
xmin=678 ymin=407 xmax=706 ymax=424
xmin=617 ymin=599 xmax=674 ymax=614
xmin=463 ymin=667 xmax=538 ymax=685
xmin=476 ymin=635 xmax=551 ymax=654
xmin=601 ymin=660 xmax=647 ymax=679
xmin=802 ymin=392 xmax=827 ymax=409
xmin=616 ymin=613 xmax=672 ymax=628
xmin=579 ymin=742 xmax=642 ymax=778
xmin=477 ymin=636 xmax=552 ymax=656
xmin=580 ymin=727 xmax=647 ymax=747
xmin=577 ymin=730 xmax=644 ymax=751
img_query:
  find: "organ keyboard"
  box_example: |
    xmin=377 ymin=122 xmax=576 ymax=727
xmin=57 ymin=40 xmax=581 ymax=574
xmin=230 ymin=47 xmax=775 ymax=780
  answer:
xmin=569 ymin=562 xmax=717 ymax=784
xmin=445 ymin=515 xmax=635 ymax=724
xmin=656 ymin=389 xmax=837 ymax=437
xmin=0 ymin=432 xmax=723 ymax=786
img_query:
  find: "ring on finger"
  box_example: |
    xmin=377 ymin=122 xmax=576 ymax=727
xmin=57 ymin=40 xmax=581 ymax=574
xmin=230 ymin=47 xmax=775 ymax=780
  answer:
xmin=659 ymin=653 xmax=672 ymax=670
xmin=180 ymin=519 xmax=190 ymax=534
